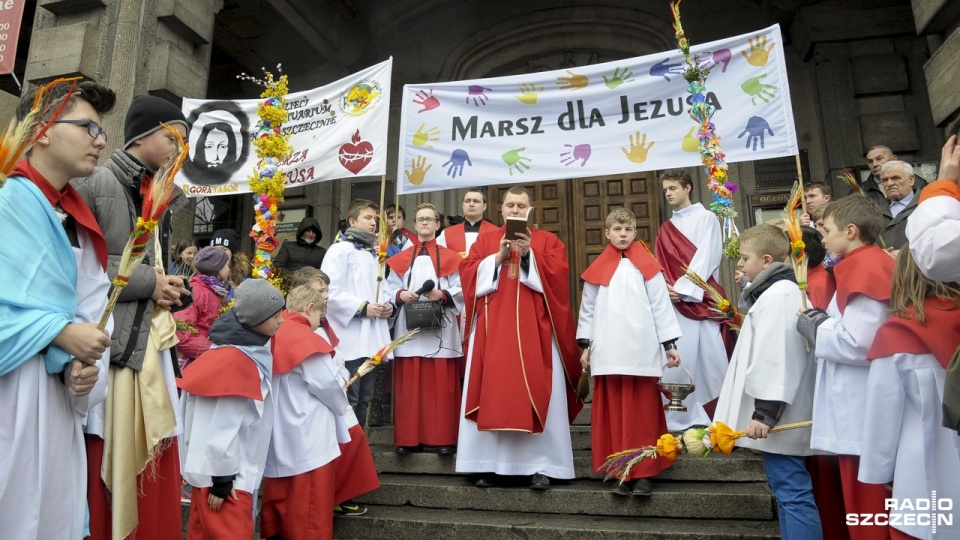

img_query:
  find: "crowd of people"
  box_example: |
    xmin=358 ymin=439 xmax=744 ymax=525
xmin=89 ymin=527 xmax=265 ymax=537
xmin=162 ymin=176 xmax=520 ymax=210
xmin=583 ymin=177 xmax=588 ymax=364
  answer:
xmin=1 ymin=78 xmax=959 ymax=540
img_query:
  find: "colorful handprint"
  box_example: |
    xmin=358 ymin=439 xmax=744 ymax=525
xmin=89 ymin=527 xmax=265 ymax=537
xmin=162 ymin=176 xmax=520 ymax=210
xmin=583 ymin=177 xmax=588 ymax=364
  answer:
xmin=404 ymin=155 xmax=432 ymax=185
xmin=466 ymin=85 xmax=492 ymax=107
xmin=413 ymin=89 xmax=440 ymax=113
xmin=502 ymin=148 xmax=532 ymax=175
xmin=603 ymin=67 xmax=634 ymax=89
xmin=650 ymin=58 xmax=683 ymax=82
xmin=699 ymin=49 xmax=732 ymax=73
xmin=621 ymin=132 xmax=654 ymax=164
xmin=681 ymin=127 xmax=699 ymax=153
xmin=515 ymin=83 xmax=544 ymax=105
xmin=556 ymin=70 xmax=589 ymax=91
xmin=560 ymin=144 xmax=592 ymax=167
xmin=741 ymin=74 xmax=778 ymax=105
xmin=443 ymin=149 xmax=472 ymax=177
xmin=738 ymin=116 xmax=774 ymax=151
xmin=412 ymin=124 xmax=441 ymax=149
xmin=741 ymin=35 xmax=776 ymax=67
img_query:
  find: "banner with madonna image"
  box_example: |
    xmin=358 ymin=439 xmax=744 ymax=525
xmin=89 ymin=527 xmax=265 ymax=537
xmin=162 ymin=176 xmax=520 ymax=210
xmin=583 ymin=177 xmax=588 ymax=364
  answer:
xmin=177 ymin=58 xmax=392 ymax=197
xmin=397 ymin=25 xmax=797 ymax=194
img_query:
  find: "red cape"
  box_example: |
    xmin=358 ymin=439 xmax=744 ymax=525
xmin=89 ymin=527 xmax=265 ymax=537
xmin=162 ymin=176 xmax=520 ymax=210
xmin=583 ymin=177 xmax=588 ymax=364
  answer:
xmin=832 ymin=245 xmax=894 ymax=313
xmin=271 ymin=312 xmax=335 ymax=375
xmin=654 ymin=219 xmax=737 ymax=358
xmin=868 ymin=297 xmax=960 ymax=368
xmin=807 ymin=264 xmax=837 ymax=311
xmin=443 ymin=221 xmax=498 ymax=257
xmin=459 ymin=225 xmax=582 ymax=433
xmin=13 ymin=159 xmax=108 ymax=269
xmin=386 ymin=238 xmax=461 ymax=278
xmin=177 ymin=346 xmax=262 ymax=400
xmin=581 ymin=241 xmax=662 ymax=285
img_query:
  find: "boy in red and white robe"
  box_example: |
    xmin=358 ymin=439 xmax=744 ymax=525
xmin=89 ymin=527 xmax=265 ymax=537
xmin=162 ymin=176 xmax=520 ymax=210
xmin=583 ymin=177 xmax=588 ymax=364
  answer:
xmin=577 ymin=208 xmax=682 ymax=495
xmin=178 ymin=280 xmax=286 ymax=539
xmin=261 ymin=285 xmax=351 ymax=540
xmin=387 ymin=203 xmax=464 ymax=454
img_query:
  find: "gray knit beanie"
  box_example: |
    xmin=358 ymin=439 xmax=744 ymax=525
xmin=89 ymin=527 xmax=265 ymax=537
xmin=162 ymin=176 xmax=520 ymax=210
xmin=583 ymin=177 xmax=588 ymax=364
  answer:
xmin=235 ymin=279 xmax=285 ymax=328
xmin=193 ymin=246 xmax=229 ymax=276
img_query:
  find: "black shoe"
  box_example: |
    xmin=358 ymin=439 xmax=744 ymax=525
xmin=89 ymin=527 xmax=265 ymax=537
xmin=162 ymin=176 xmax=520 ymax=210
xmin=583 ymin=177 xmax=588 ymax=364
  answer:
xmin=395 ymin=446 xmax=412 ymax=454
xmin=475 ymin=474 xmax=496 ymax=488
xmin=611 ymin=480 xmax=633 ymax=496
xmin=334 ymin=500 xmax=368 ymax=516
xmin=529 ymin=473 xmax=550 ymax=490
xmin=368 ymin=399 xmax=384 ymax=427
xmin=437 ymin=446 xmax=454 ymax=456
xmin=632 ymin=478 xmax=653 ymax=496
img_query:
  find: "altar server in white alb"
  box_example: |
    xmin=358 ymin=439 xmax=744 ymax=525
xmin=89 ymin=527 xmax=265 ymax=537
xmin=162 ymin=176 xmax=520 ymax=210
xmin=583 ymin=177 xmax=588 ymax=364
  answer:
xmin=260 ymin=285 xmax=351 ymax=540
xmin=858 ymin=249 xmax=960 ymax=540
xmin=715 ymin=224 xmax=822 ymax=539
xmin=178 ymin=279 xmax=286 ymax=539
xmin=654 ymin=169 xmax=733 ymax=431
xmin=0 ymin=81 xmax=115 ymax=540
xmin=321 ymin=198 xmax=395 ymax=427
xmin=577 ymin=208 xmax=682 ymax=496
xmin=387 ymin=203 xmax=464 ymax=455
xmin=906 ymin=133 xmax=960 ymax=283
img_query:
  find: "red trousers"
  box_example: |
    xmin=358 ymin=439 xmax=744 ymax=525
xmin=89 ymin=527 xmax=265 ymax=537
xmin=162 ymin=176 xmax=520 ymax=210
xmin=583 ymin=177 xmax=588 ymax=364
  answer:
xmin=807 ymin=455 xmax=851 ymax=540
xmin=260 ymin=461 xmax=335 ymax=540
xmin=85 ymin=434 xmax=183 ymax=540
xmin=334 ymin=423 xmax=380 ymax=504
xmin=591 ymin=375 xmax=673 ymax=480
xmin=394 ymin=356 xmax=461 ymax=447
xmin=186 ymin=487 xmax=254 ymax=540
xmin=838 ymin=455 xmax=892 ymax=540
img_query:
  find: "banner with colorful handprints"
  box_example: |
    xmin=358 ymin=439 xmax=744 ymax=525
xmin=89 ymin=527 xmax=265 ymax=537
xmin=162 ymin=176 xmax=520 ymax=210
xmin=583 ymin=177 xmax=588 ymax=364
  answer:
xmin=397 ymin=25 xmax=795 ymax=195
xmin=177 ymin=58 xmax=392 ymax=197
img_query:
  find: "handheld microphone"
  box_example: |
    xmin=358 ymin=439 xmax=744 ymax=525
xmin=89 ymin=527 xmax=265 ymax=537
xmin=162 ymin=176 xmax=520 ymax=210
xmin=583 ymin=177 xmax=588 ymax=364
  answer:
xmin=414 ymin=279 xmax=436 ymax=296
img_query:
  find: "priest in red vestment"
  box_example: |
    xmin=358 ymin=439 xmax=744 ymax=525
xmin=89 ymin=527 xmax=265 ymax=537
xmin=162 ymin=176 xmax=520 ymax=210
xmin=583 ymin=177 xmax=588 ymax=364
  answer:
xmin=455 ymin=186 xmax=582 ymax=491
xmin=437 ymin=188 xmax=498 ymax=257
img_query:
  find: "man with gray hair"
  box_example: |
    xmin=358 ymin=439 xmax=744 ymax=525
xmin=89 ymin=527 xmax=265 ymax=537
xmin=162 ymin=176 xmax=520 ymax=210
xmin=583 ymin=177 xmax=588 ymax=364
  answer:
xmin=862 ymin=146 xmax=927 ymax=209
xmin=877 ymin=160 xmax=920 ymax=248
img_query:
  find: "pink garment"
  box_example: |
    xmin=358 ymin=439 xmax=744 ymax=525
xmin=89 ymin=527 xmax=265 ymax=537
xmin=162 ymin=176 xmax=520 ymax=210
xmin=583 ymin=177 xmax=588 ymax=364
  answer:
xmin=174 ymin=276 xmax=225 ymax=362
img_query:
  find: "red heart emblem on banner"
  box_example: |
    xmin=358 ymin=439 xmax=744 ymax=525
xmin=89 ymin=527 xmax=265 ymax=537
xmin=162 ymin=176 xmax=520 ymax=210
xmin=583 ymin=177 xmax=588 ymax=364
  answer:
xmin=338 ymin=129 xmax=374 ymax=175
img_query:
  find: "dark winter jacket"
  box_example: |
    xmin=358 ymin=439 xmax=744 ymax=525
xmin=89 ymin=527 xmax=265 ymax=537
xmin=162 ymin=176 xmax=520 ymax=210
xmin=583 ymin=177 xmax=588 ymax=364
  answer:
xmin=274 ymin=217 xmax=326 ymax=272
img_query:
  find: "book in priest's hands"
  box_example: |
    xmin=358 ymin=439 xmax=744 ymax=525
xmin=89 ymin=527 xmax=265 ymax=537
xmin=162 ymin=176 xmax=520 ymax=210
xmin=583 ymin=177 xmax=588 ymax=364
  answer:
xmin=505 ymin=216 xmax=528 ymax=240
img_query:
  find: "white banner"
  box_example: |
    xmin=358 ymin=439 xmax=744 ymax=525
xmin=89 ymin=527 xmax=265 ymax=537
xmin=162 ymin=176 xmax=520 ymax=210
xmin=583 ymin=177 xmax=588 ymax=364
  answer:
xmin=397 ymin=25 xmax=796 ymax=194
xmin=178 ymin=58 xmax=392 ymax=197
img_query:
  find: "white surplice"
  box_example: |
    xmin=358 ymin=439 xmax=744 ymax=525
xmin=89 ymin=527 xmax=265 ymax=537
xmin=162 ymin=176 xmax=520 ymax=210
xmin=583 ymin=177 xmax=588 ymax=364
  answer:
xmin=0 ymin=230 xmax=110 ymax=540
xmin=859 ymin=352 xmax=960 ymax=539
xmin=810 ymin=294 xmax=889 ymax=455
xmin=314 ymin=324 xmax=359 ymax=440
xmin=455 ymin=252 xmax=575 ymax=478
xmin=713 ymin=280 xmax=818 ymax=456
xmin=577 ymin=260 xmax=681 ymax=377
xmin=387 ymin=253 xmax=464 ymax=359
xmin=906 ymin=192 xmax=960 ymax=282
xmin=659 ymin=203 xmax=729 ymax=430
xmin=321 ymin=242 xmax=394 ymax=361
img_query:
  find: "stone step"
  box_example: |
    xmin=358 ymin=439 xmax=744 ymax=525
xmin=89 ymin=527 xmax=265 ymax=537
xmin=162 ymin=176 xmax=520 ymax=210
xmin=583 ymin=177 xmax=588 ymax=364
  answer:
xmin=334 ymin=505 xmax=781 ymax=539
xmin=367 ymin=424 xmax=593 ymax=450
xmin=370 ymin=446 xmax=768 ymax=482
xmin=574 ymin=402 xmax=591 ymax=425
xmin=356 ymin=473 xmax=775 ymax=520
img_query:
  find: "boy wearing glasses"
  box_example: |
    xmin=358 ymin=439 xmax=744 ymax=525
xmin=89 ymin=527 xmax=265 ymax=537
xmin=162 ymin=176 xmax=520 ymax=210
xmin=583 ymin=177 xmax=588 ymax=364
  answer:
xmin=1 ymin=81 xmax=116 ymax=539
xmin=386 ymin=203 xmax=464 ymax=455
xmin=73 ymin=95 xmax=192 ymax=540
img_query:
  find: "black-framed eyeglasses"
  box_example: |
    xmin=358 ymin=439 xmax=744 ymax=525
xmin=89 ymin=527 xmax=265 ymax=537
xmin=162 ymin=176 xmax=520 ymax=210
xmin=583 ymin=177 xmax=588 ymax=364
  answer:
xmin=54 ymin=119 xmax=108 ymax=143
xmin=415 ymin=217 xmax=437 ymax=223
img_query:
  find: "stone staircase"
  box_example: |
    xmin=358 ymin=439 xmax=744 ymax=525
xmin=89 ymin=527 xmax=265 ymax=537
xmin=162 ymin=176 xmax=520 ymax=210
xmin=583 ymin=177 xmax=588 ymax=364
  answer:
xmin=334 ymin=404 xmax=783 ymax=539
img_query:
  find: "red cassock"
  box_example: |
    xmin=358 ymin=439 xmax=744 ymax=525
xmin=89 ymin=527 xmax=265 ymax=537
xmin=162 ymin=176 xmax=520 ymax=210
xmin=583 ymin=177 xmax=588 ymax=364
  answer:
xmin=442 ymin=220 xmax=499 ymax=257
xmin=459 ymin=226 xmax=582 ymax=433
xmin=654 ymin=220 xmax=737 ymax=357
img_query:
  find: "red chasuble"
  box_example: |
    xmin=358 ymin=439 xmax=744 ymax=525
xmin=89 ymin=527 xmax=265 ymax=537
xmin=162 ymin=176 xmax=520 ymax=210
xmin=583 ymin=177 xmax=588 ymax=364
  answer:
xmin=386 ymin=238 xmax=461 ymax=278
xmin=459 ymin=226 xmax=582 ymax=433
xmin=868 ymin=297 xmax=960 ymax=368
xmin=271 ymin=312 xmax=335 ymax=375
xmin=443 ymin=221 xmax=498 ymax=257
xmin=581 ymin=241 xmax=662 ymax=285
xmin=807 ymin=264 xmax=837 ymax=311
xmin=831 ymin=245 xmax=894 ymax=314
xmin=177 ymin=347 xmax=262 ymax=400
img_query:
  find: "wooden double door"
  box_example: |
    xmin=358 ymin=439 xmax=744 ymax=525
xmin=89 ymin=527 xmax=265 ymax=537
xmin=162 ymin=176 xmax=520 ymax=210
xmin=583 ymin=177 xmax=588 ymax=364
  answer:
xmin=488 ymin=172 xmax=662 ymax=300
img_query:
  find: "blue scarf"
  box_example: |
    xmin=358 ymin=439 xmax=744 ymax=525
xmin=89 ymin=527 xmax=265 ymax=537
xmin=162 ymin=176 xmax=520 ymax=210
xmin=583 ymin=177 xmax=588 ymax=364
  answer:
xmin=0 ymin=177 xmax=78 ymax=376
